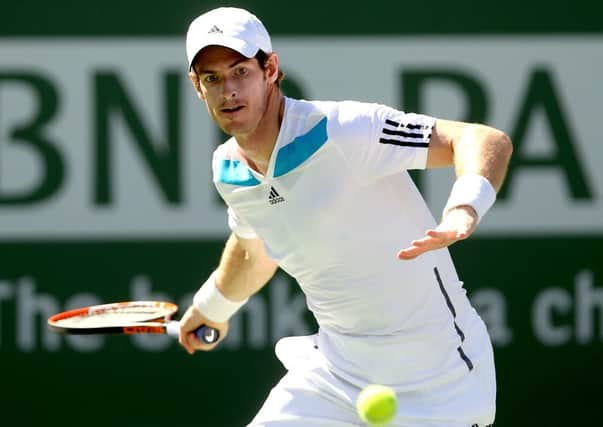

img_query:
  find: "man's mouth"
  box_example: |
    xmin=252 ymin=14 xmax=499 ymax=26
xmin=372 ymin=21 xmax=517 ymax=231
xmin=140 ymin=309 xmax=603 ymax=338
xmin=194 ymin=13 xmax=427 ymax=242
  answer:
xmin=221 ymin=106 xmax=244 ymax=113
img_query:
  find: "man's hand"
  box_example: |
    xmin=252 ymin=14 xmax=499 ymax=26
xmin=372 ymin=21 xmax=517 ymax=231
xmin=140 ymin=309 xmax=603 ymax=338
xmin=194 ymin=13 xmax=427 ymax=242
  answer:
xmin=397 ymin=206 xmax=478 ymax=260
xmin=178 ymin=305 xmax=229 ymax=355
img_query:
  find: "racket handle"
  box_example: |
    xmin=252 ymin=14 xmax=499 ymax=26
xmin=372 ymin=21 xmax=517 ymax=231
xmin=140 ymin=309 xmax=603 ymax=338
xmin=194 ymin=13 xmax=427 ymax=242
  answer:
xmin=166 ymin=321 xmax=220 ymax=344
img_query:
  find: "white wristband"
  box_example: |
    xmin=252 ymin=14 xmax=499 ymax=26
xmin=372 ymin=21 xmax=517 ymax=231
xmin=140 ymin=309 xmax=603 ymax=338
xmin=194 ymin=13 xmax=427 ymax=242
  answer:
xmin=443 ymin=174 xmax=496 ymax=222
xmin=193 ymin=272 xmax=248 ymax=323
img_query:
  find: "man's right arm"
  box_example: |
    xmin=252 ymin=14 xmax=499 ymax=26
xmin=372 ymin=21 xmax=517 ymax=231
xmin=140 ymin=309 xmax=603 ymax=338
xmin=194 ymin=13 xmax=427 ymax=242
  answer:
xmin=178 ymin=233 xmax=278 ymax=354
xmin=215 ymin=233 xmax=279 ymax=301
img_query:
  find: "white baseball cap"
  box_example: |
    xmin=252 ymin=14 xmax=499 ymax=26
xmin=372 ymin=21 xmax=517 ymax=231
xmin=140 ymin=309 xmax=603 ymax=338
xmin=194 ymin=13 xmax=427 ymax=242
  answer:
xmin=186 ymin=7 xmax=272 ymax=70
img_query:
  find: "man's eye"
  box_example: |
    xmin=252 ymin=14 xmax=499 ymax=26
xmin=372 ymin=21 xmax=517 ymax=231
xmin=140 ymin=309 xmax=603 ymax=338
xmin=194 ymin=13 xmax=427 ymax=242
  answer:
xmin=204 ymin=75 xmax=217 ymax=83
xmin=235 ymin=67 xmax=248 ymax=76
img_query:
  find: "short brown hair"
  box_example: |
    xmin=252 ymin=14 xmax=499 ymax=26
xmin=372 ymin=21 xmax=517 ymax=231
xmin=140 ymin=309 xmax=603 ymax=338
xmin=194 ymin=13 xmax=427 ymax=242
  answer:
xmin=255 ymin=50 xmax=285 ymax=86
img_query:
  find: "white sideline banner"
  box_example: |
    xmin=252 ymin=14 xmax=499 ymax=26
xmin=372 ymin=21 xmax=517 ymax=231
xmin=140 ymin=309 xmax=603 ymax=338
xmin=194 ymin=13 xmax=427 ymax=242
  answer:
xmin=0 ymin=36 xmax=601 ymax=238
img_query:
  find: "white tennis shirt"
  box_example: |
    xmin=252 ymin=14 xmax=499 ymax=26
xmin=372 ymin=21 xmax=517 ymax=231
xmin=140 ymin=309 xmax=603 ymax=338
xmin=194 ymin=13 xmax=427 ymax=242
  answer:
xmin=212 ymin=97 xmax=491 ymax=391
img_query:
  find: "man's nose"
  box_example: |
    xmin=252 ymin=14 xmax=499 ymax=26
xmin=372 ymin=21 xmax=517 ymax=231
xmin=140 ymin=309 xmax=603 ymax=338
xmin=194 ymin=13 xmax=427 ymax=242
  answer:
xmin=223 ymin=78 xmax=238 ymax=98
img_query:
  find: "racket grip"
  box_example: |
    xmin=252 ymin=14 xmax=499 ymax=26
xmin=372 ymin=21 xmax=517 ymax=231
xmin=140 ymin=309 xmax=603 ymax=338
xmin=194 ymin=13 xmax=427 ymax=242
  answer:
xmin=166 ymin=321 xmax=220 ymax=344
xmin=195 ymin=325 xmax=220 ymax=344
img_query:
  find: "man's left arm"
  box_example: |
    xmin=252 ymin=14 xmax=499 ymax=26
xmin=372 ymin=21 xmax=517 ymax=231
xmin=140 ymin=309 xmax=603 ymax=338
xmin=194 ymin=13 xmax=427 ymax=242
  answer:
xmin=398 ymin=119 xmax=513 ymax=260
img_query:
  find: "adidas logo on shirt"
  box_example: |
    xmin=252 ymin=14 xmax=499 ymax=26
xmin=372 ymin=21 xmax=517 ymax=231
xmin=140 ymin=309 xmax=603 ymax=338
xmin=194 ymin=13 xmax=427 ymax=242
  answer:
xmin=208 ymin=25 xmax=223 ymax=34
xmin=268 ymin=186 xmax=285 ymax=205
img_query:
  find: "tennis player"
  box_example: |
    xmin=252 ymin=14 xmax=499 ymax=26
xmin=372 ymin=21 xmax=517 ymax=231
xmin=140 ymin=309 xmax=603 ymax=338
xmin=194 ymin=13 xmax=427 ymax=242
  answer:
xmin=178 ymin=7 xmax=512 ymax=427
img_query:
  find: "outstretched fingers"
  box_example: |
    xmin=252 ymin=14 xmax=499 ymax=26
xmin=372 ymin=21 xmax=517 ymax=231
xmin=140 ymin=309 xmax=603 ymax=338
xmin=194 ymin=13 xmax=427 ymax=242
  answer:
xmin=397 ymin=226 xmax=471 ymax=260
xmin=398 ymin=206 xmax=479 ymax=260
xmin=398 ymin=230 xmax=451 ymax=260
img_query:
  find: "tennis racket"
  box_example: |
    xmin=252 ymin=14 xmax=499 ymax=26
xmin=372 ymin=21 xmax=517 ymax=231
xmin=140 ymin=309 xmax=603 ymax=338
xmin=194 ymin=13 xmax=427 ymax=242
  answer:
xmin=47 ymin=300 xmax=219 ymax=344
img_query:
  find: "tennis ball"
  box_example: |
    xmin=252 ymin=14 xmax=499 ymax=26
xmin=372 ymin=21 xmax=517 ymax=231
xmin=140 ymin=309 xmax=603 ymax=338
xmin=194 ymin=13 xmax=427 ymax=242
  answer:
xmin=356 ymin=384 xmax=398 ymax=426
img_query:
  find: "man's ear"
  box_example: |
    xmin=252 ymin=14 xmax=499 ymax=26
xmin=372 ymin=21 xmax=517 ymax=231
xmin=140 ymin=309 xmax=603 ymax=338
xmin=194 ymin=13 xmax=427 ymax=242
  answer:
xmin=265 ymin=53 xmax=280 ymax=85
xmin=188 ymin=71 xmax=205 ymax=100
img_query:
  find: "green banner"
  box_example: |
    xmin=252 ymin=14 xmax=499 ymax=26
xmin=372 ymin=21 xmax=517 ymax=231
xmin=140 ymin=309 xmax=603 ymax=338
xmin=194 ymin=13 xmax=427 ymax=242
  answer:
xmin=1 ymin=238 xmax=601 ymax=426
xmin=2 ymin=0 xmax=600 ymax=35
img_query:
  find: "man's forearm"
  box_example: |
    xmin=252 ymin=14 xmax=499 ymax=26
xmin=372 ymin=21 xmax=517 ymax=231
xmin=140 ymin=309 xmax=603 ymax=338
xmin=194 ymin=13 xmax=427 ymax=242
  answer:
xmin=453 ymin=124 xmax=513 ymax=191
xmin=214 ymin=233 xmax=279 ymax=301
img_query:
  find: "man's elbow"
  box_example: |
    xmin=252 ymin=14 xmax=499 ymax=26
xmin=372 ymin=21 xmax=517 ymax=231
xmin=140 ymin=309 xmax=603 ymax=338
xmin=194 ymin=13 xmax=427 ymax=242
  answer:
xmin=491 ymin=128 xmax=513 ymax=161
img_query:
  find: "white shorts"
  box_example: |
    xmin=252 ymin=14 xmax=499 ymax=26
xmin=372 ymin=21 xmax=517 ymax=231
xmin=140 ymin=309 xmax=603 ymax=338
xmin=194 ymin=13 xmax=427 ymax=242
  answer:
xmin=248 ymin=334 xmax=496 ymax=427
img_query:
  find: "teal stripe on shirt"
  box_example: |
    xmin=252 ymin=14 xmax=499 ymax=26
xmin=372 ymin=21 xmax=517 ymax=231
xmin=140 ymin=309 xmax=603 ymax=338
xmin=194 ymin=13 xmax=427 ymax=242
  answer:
xmin=274 ymin=117 xmax=328 ymax=177
xmin=216 ymin=159 xmax=261 ymax=186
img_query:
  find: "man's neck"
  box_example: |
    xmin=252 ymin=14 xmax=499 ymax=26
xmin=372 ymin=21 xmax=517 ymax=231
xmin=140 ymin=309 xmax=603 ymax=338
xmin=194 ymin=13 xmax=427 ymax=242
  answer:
xmin=234 ymin=88 xmax=285 ymax=176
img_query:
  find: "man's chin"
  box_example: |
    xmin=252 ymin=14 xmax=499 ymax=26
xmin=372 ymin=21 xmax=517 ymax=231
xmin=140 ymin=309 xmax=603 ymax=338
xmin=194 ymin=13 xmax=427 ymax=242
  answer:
xmin=218 ymin=120 xmax=251 ymax=137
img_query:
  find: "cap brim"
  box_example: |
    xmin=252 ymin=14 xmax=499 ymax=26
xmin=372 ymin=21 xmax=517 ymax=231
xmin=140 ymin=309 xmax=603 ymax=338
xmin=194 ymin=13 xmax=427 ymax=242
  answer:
xmin=188 ymin=35 xmax=260 ymax=70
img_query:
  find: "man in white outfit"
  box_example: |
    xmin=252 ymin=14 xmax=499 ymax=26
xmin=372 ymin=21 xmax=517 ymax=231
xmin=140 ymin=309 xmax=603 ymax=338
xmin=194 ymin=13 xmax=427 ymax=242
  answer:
xmin=177 ymin=7 xmax=513 ymax=427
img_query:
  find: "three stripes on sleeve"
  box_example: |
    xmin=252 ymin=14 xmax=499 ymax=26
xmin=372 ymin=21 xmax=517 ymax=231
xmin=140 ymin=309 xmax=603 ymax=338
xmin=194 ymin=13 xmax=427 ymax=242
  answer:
xmin=379 ymin=119 xmax=431 ymax=148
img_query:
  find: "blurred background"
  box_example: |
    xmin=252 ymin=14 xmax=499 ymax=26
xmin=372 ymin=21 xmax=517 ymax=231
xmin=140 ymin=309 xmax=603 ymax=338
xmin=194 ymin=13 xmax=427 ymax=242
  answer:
xmin=1 ymin=0 xmax=601 ymax=426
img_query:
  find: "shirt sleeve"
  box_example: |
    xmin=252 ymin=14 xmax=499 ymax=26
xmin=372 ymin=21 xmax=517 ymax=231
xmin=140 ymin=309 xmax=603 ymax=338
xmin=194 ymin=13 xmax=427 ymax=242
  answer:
xmin=331 ymin=101 xmax=435 ymax=181
xmin=227 ymin=206 xmax=258 ymax=239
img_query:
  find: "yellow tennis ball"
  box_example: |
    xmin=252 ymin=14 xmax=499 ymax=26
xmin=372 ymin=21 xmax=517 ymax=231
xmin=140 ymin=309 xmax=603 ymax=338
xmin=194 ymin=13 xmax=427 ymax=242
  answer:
xmin=356 ymin=384 xmax=398 ymax=426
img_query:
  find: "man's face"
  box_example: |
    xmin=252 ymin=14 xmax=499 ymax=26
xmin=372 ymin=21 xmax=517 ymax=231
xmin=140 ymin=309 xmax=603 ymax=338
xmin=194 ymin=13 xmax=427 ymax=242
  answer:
xmin=192 ymin=46 xmax=270 ymax=137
